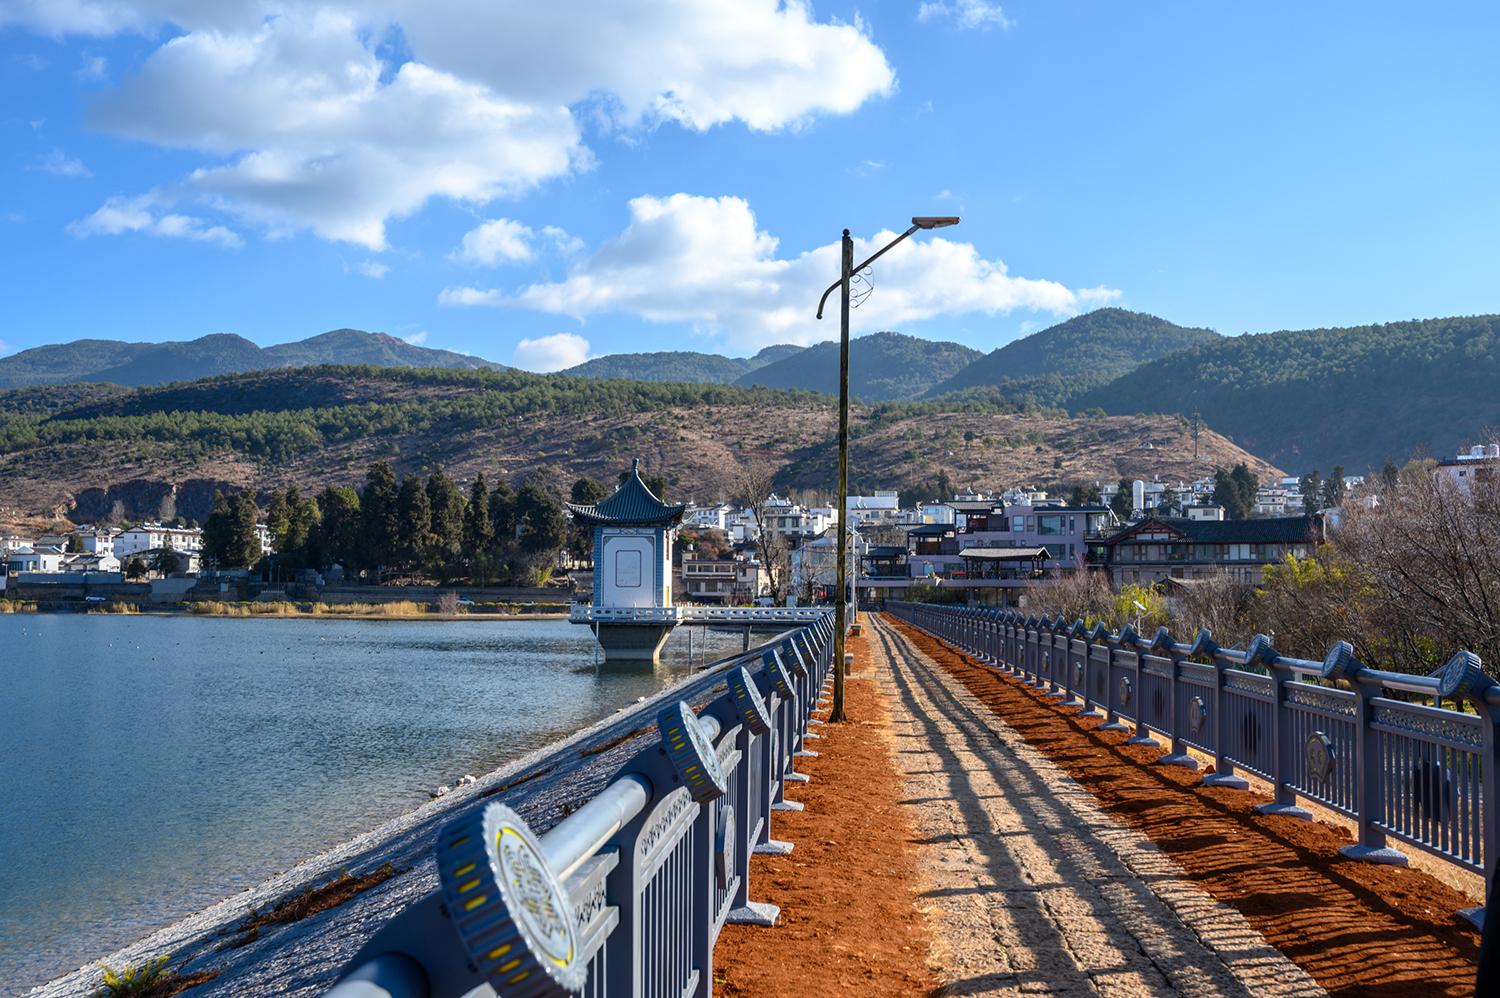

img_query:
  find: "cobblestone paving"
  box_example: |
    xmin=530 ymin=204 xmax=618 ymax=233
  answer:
xmin=867 ymin=615 xmax=1326 ymax=998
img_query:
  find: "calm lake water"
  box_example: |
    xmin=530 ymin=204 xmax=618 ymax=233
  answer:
xmin=0 ymin=614 xmax=741 ymax=991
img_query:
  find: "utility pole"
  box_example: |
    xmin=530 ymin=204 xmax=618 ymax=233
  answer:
xmin=832 ymin=230 xmax=853 ymax=722
xmin=817 ymin=216 xmax=959 ymax=723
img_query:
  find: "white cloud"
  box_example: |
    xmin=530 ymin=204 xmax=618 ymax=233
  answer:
xmin=438 ymin=285 xmax=503 ymax=307
xmin=0 ymin=337 xmax=11 ymax=356
xmin=917 ymin=1 xmax=1010 ymax=30
xmin=511 ymin=332 xmax=590 ymax=372
xmin=455 ymin=218 xmax=536 ymax=265
xmin=355 ymin=260 xmax=389 ymax=279
xmin=87 ymin=10 xmax=584 ymax=249
xmin=22 ymin=1 xmax=894 ymax=248
xmin=453 ymin=217 xmax=584 ymax=265
xmin=446 ymin=193 xmax=1119 ymax=349
xmin=35 ymin=149 xmax=92 ymax=177
xmin=68 ymin=193 xmax=242 ymax=246
xmin=402 ymin=330 xmax=428 ymax=345
xmin=388 ymin=0 xmax=895 ymax=132
xmin=539 ymin=225 xmax=584 ymax=256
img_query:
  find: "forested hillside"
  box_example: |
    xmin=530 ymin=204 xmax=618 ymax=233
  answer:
xmin=1072 ymin=314 xmax=1500 ymax=471
xmin=927 ymin=308 xmax=1220 ymax=402
xmin=0 ymin=365 xmax=1275 ymax=527
xmin=0 ymin=329 xmax=504 ymax=388
xmin=562 ymin=344 xmax=802 ymax=384
xmin=737 ymin=331 xmax=981 ymax=400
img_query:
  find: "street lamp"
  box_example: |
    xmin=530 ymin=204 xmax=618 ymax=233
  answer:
xmin=816 ymin=215 xmax=960 ymax=722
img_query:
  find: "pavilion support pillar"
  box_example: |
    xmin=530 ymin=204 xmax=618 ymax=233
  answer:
xmin=595 ymin=623 xmax=676 ymax=664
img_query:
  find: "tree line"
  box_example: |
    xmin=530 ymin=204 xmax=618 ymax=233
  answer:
xmin=202 ymin=461 xmax=617 ymax=586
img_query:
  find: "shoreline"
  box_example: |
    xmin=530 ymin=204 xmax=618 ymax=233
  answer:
xmin=0 ymin=600 xmax=570 ymax=621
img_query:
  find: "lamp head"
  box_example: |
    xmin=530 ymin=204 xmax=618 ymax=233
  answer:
xmin=912 ymin=216 xmax=960 ymax=230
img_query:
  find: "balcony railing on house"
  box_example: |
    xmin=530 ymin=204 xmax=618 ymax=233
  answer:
xmin=886 ymin=601 xmax=1497 ymax=929
xmin=325 ymin=610 xmax=840 ymax=997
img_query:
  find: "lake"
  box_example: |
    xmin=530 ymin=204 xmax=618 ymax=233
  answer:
xmin=0 ymin=614 xmax=742 ymax=991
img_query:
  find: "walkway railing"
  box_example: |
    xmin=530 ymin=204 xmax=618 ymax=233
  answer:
xmin=326 ymin=610 xmax=840 ymax=997
xmin=886 ymin=601 xmax=1497 ymax=927
xmin=568 ymin=604 xmax=830 ymax=625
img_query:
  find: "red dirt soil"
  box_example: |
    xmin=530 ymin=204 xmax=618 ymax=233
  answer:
xmin=888 ymin=615 xmax=1481 ymax=998
xmin=713 ymin=629 xmax=941 ymax=996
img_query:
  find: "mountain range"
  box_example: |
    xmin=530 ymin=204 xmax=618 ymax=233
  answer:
xmin=924 ymin=309 xmax=1220 ymax=402
xmin=561 ymin=344 xmax=803 ymax=384
xmin=3 ymin=308 xmax=1496 ymax=473
xmin=0 ymin=364 xmax=1275 ymax=527
xmin=562 ymin=332 xmax=983 ymax=401
xmin=0 ymin=329 xmax=503 ymax=389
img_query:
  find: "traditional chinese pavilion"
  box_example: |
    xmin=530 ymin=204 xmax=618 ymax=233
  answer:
xmin=567 ymin=459 xmax=687 ymax=662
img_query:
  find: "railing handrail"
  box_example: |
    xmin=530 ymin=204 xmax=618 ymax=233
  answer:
xmin=326 ymin=606 xmax=847 ymax=996
xmin=885 ymin=600 xmax=1495 ymax=931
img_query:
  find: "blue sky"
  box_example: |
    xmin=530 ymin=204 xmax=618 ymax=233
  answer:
xmin=2 ymin=1 xmax=1498 ymax=370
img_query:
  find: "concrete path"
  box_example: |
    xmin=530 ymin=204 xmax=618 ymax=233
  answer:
xmin=867 ymin=614 xmax=1326 ymax=998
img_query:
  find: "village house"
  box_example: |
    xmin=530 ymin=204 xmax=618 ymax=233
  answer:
xmin=1095 ymin=513 xmax=1325 ymax=586
xmin=1437 ymin=442 xmax=1500 ymax=492
xmin=844 ymin=491 xmax=902 ymax=528
xmin=5 ymin=545 xmax=66 ymax=574
xmin=115 ymin=523 xmax=206 ymax=558
xmin=788 ymin=526 xmax=866 ymax=604
xmin=677 ymin=549 xmax=766 ymax=605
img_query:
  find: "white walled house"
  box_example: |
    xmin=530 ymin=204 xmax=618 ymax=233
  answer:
xmin=845 ymin=491 xmax=901 ymax=527
xmin=116 ymin=524 xmax=204 ymax=558
xmin=5 ymin=545 xmax=65 ymax=574
xmin=1437 ymin=443 xmax=1500 ymax=492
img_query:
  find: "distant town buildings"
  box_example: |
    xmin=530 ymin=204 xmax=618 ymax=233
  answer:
xmin=1437 ymin=442 xmax=1500 ymax=491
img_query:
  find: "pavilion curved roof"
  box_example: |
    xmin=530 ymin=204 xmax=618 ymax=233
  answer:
xmin=566 ymin=458 xmax=686 ymax=527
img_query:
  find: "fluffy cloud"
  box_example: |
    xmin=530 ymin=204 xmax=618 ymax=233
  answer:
xmin=453 ymin=218 xmax=584 ymax=265
xmin=88 ymin=10 xmax=582 ymax=249
xmin=438 ymin=285 xmax=503 ymax=307
xmin=387 ymin=0 xmax=895 ymax=131
xmin=354 ymin=260 xmax=389 ymax=279
xmin=447 ymin=194 xmax=1118 ymax=349
xmin=67 ymin=194 xmax=242 ymax=246
xmin=917 ymin=1 xmax=1010 ymax=30
xmin=511 ymin=332 xmax=590 ymax=372
xmin=26 ymin=1 xmax=894 ymax=248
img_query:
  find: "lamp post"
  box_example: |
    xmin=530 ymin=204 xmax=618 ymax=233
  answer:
xmin=816 ymin=216 xmax=960 ymax=722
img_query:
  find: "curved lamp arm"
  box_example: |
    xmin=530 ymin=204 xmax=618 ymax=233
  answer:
xmin=815 ymin=224 xmax=917 ymax=320
xmin=814 ymin=216 xmax=959 ymax=319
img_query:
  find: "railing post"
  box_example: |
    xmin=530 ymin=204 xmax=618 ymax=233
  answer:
xmin=1078 ymin=624 xmax=1103 ymax=718
xmin=1123 ymin=629 xmax=1158 ymax=747
xmin=1158 ymin=631 xmax=1197 ymax=769
xmin=1252 ymin=635 xmax=1311 ymax=820
xmin=1468 ymin=688 xmax=1500 ymax=928
xmin=1044 ymin=619 xmax=1068 ymax=700
xmin=1099 ymin=628 xmax=1129 ymax=732
xmin=1200 ymin=631 xmax=1247 ymax=790
xmin=1340 ymin=665 xmax=1408 ymax=865
xmin=1059 ymin=622 xmax=1083 ymax=707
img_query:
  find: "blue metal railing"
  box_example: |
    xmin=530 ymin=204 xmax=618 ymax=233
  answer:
xmin=885 ymin=601 xmax=1498 ymax=929
xmin=325 ymin=610 xmax=842 ymax=997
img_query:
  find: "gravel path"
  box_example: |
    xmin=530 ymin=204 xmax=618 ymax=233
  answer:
xmin=867 ymin=614 xmax=1325 ymax=998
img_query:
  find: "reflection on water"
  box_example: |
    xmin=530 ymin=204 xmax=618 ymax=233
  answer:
xmin=0 ymin=615 xmax=744 ymax=991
